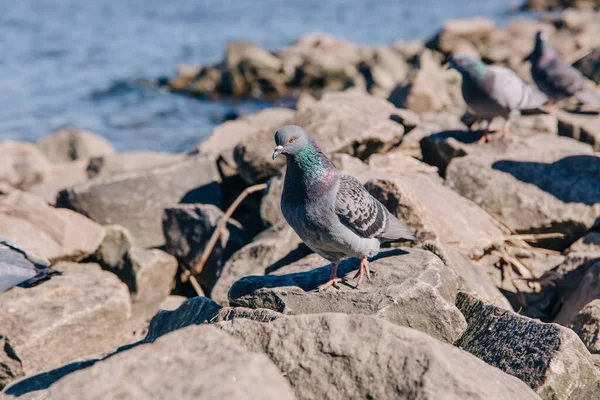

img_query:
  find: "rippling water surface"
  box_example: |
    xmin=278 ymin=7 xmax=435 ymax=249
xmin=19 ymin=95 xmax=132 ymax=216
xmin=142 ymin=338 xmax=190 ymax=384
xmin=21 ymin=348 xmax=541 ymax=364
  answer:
xmin=1 ymin=0 xmax=528 ymax=152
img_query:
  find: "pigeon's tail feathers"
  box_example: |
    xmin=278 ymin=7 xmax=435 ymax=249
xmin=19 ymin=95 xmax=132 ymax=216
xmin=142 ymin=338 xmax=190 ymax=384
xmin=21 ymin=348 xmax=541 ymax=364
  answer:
xmin=379 ymin=213 xmax=419 ymax=242
xmin=575 ymin=88 xmax=600 ymax=106
xmin=18 ymin=266 xmax=62 ymax=289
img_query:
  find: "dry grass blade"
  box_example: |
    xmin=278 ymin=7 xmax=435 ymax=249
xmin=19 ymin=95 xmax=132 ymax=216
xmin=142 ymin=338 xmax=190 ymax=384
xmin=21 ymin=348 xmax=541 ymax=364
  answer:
xmin=192 ymin=183 xmax=268 ymax=276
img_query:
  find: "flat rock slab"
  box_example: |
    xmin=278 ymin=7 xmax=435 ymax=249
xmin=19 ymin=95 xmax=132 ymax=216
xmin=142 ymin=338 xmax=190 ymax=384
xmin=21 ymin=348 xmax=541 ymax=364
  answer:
xmin=0 ymin=263 xmax=132 ymax=377
xmin=46 ymin=325 xmax=296 ymax=400
xmin=229 ymin=248 xmax=466 ymax=343
xmin=56 ymin=155 xmax=221 ymax=248
xmin=144 ymin=296 xmax=282 ymax=343
xmin=36 ymin=128 xmax=115 ymax=164
xmin=456 ymin=292 xmax=600 ymax=400
xmin=86 ymin=151 xmax=185 ymax=179
xmin=219 ymin=313 xmax=540 ymax=400
xmin=446 ymin=135 xmax=600 ymax=249
xmin=0 ymin=190 xmax=105 ymax=262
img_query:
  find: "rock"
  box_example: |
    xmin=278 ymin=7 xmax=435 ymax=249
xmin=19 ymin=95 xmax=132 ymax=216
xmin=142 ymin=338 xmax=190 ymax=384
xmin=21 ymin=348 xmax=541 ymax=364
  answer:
xmin=158 ymin=295 xmax=188 ymax=311
xmin=144 ymin=297 xmax=223 ymax=343
xmin=0 ymin=262 xmax=132 ymax=377
xmin=0 ymin=141 xmax=52 ymax=190
xmin=86 ymin=151 xmax=185 ymax=179
xmin=163 ymin=204 xmax=246 ymax=294
xmin=27 ymin=160 xmax=89 ymax=205
xmin=570 ymin=299 xmax=600 ymax=354
xmin=56 ymin=155 xmax=221 ymax=248
xmin=366 ymin=151 xmax=439 ymax=177
xmin=456 ymin=292 xmax=600 ymax=400
xmin=123 ymin=248 xmax=178 ymax=321
xmin=557 ymin=111 xmax=600 ymax=151
xmin=197 ymin=108 xmax=295 ymax=158
xmin=433 ymin=17 xmax=496 ymax=55
xmin=229 ymin=248 xmax=466 ymax=343
xmin=364 ymin=172 xmax=504 ymax=248
xmin=0 ymin=190 xmax=105 ymax=262
xmin=445 ymin=135 xmax=600 ymax=249
xmin=0 ymin=335 xmax=23 ymax=391
xmin=144 ymin=296 xmax=283 ymax=343
xmin=554 ymin=259 xmax=600 ymax=326
xmin=36 ymin=128 xmax=115 ymax=164
xmin=47 ymin=325 xmax=296 ymax=400
xmin=234 ymin=91 xmax=407 ymax=184
xmin=220 ymin=313 xmax=540 ymax=400
xmin=211 ymin=223 xmax=309 ymax=305
xmin=88 ymin=224 xmax=133 ymax=271
xmin=388 ymin=49 xmax=465 ymax=114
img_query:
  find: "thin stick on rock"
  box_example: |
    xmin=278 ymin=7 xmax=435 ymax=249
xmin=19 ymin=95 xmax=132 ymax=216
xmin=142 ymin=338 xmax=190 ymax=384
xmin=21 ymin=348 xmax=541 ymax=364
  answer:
xmin=192 ymin=183 xmax=268 ymax=276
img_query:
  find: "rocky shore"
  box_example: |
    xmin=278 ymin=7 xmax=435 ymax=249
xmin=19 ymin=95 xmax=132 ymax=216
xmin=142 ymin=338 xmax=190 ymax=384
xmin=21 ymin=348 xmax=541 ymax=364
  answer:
xmin=2 ymin=6 xmax=600 ymax=400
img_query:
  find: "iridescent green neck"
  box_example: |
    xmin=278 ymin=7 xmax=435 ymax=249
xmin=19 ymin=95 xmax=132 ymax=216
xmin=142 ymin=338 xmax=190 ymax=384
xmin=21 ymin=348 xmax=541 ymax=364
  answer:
xmin=473 ymin=60 xmax=486 ymax=76
xmin=294 ymin=141 xmax=326 ymax=180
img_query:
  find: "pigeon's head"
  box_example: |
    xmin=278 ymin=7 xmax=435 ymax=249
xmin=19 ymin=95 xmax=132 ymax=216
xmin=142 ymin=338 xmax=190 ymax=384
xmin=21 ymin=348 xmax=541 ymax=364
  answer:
xmin=448 ymin=53 xmax=485 ymax=76
xmin=525 ymin=30 xmax=550 ymax=62
xmin=272 ymin=125 xmax=311 ymax=160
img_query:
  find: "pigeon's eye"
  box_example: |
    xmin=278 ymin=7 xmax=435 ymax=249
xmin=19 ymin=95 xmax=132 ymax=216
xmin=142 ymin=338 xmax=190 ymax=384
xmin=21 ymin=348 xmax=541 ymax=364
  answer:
xmin=289 ymin=137 xmax=295 ymax=143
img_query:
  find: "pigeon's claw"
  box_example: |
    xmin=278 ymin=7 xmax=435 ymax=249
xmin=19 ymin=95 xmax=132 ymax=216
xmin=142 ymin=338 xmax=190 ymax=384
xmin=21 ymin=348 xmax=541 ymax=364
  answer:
xmin=353 ymin=257 xmax=371 ymax=287
xmin=317 ymin=277 xmax=345 ymax=290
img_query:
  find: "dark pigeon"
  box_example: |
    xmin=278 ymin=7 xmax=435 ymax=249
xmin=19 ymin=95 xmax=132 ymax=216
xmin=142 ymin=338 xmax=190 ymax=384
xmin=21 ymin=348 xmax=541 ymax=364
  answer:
xmin=272 ymin=125 xmax=418 ymax=289
xmin=527 ymin=30 xmax=600 ymax=105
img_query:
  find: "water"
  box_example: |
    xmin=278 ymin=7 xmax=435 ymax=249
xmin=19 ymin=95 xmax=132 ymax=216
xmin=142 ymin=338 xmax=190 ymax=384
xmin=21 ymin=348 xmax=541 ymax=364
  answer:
xmin=1 ymin=0 xmax=529 ymax=152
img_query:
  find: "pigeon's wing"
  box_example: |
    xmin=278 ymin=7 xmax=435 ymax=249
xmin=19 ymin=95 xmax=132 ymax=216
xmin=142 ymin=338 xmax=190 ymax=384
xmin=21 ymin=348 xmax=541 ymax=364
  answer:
xmin=488 ymin=66 xmax=547 ymax=111
xmin=0 ymin=238 xmax=51 ymax=268
xmin=540 ymin=58 xmax=589 ymax=98
xmin=334 ymin=175 xmax=416 ymax=241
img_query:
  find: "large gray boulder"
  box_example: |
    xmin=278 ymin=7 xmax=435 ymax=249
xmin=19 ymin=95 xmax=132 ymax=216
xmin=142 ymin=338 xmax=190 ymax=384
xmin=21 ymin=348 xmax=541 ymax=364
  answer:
xmin=0 ymin=189 xmax=105 ymax=262
xmin=163 ymin=204 xmax=246 ymax=294
xmin=456 ymin=292 xmax=600 ymax=400
xmin=554 ymin=259 xmax=600 ymax=326
xmin=446 ymin=135 xmax=599 ymax=249
xmin=219 ymin=313 xmax=540 ymax=400
xmin=47 ymin=325 xmax=296 ymax=400
xmin=234 ymin=90 xmax=407 ymax=184
xmin=211 ymin=223 xmax=309 ymax=305
xmin=56 ymin=155 xmax=221 ymax=248
xmin=27 ymin=160 xmax=89 ymax=205
xmin=229 ymin=248 xmax=467 ymax=343
xmin=36 ymin=128 xmax=115 ymax=164
xmin=0 ymin=263 xmax=132 ymax=377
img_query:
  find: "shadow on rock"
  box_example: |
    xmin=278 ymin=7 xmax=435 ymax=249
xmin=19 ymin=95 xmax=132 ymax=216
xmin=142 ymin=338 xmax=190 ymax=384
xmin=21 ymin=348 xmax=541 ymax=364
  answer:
xmin=230 ymin=249 xmax=409 ymax=297
xmin=492 ymin=155 xmax=600 ymax=206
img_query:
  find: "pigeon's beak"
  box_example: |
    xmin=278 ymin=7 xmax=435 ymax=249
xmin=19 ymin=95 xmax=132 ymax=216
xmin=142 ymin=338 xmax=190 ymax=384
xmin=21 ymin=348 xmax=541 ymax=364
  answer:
xmin=524 ymin=51 xmax=532 ymax=62
xmin=272 ymin=145 xmax=283 ymax=160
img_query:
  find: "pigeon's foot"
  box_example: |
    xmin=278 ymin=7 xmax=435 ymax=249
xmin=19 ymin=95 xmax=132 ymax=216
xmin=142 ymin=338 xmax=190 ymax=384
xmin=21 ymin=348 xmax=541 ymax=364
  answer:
xmin=317 ymin=277 xmax=345 ymax=290
xmin=501 ymin=121 xmax=511 ymax=139
xmin=353 ymin=256 xmax=372 ymax=287
xmin=477 ymin=131 xmax=493 ymax=144
xmin=318 ymin=263 xmax=345 ymax=290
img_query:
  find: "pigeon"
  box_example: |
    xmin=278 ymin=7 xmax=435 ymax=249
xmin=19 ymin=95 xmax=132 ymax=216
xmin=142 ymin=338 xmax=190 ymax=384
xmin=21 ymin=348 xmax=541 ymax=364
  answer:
xmin=526 ymin=30 xmax=600 ymax=106
xmin=0 ymin=238 xmax=61 ymax=292
xmin=449 ymin=53 xmax=547 ymax=143
xmin=272 ymin=125 xmax=419 ymax=289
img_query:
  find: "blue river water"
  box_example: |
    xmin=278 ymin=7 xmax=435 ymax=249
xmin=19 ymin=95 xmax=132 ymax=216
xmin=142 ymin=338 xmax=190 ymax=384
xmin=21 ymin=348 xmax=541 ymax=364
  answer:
xmin=1 ymin=0 xmax=529 ymax=152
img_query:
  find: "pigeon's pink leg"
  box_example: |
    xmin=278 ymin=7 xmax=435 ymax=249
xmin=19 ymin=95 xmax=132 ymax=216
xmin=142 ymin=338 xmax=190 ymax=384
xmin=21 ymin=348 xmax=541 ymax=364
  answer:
xmin=477 ymin=131 xmax=492 ymax=144
xmin=353 ymin=256 xmax=372 ymax=286
xmin=318 ymin=262 xmax=345 ymax=290
xmin=501 ymin=120 xmax=511 ymax=138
